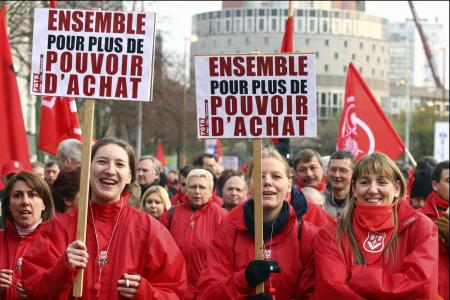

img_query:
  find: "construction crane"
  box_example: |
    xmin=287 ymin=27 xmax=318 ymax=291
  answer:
xmin=408 ymin=1 xmax=443 ymax=89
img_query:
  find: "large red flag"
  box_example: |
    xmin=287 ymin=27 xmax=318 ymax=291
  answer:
xmin=38 ymin=0 xmax=82 ymax=155
xmin=0 ymin=5 xmax=31 ymax=176
xmin=156 ymin=141 xmax=166 ymax=168
xmin=337 ymin=63 xmax=405 ymax=160
xmin=271 ymin=11 xmax=293 ymax=145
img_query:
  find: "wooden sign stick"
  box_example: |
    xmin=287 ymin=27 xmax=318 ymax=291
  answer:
xmin=72 ymin=99 xmax=96 ymax=297
xmin=253 ymin=138 xmax=264 ymax=294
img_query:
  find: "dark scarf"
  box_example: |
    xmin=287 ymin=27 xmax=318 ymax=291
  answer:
xmin=243 ymin=200 xmax=290 ymax=241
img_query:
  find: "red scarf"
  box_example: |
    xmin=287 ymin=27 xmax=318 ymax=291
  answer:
xmin=296 ymin=178 xmax=327 ymax=192
xmin=428 ymin=191 xmax=449 ymax=216
xmin=353 ymin=202 xmax=395 ymax=265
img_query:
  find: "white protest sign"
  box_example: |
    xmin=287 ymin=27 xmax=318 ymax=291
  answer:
xmin=220 ymin=156 xmax=239 ymax=170
xmin=195 ymin=53 xmax=316 ymax=138
xmin=434 ymin=122 xmax=449 ymax=161
xmin=30 ymin=8 xmax=155 ymax=101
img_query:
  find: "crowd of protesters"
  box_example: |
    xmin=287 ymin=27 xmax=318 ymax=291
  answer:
xmin=0 ymin=137 xmax=448 ymax=299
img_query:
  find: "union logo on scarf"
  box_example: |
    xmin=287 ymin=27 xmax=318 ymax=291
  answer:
xmin=362 ymin=232 xmax=386 ymax=253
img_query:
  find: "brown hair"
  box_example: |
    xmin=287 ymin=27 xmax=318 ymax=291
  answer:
xmin=337 ymin=152 xmax=406 ymax=264
xmin=91 ymin=137 xmax=137 ymax=199
xmin=2 ymin=171 xmax=55 ymax=227
xmin=140 ymin=185 xmax=171 ymax=212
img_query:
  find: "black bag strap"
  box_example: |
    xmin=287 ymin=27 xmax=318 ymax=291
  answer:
xmin=168 ymin=206 xmax=176 ymax=231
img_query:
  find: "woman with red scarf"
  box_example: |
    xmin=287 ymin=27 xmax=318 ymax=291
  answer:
xmin=196 ymin=146 xmax=317 ymax=299
xmin=0 ymin=171 xmax=55 ymax=300
xmin=420 ymin=160 xmax=449 ymax=300
xmin=314 ymin=152 xmax=439 ymax=299
xmin=21 ymin=137 xmax=187 ymax=299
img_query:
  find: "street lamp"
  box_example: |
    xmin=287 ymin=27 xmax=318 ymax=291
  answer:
xmin=180 ymin=35 xmax=199 ymax=167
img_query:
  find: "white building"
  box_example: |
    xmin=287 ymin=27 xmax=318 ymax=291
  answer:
xmin=190 ymin=1 xmax=390 ymax=120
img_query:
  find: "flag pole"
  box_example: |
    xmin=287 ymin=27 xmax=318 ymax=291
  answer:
xmin=404 ymin=148 xmax=417 ymax=167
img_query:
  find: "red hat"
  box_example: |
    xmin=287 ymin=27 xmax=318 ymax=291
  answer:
xmin=1 ymin=160 xmax=24 ymax=177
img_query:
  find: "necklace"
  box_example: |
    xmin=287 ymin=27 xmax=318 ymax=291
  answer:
xmin=90 ymin=198 xmax=124 ymax=295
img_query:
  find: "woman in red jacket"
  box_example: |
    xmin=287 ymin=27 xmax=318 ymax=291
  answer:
xmin=0 ymin=171 xmax=55 ymax=300
xmin=21 ymin=137 xmax=187 ymax=299
xmin=196 ymin=146 xmax=318 ymax=300
xmin=160 ymin=168 xmax=228 ymax=299
xmin=314 ymin=152 xmax=439 ymax=299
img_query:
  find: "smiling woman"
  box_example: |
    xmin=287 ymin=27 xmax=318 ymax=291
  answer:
xmin=314 ymin=152 xmax=440 ymax=299
xmin=0 ymin=171 xmax=55 ymax=300
xmin=21 ymin=137 xmax=187 ymax=299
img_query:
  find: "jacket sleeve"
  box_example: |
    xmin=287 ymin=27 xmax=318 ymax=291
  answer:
xmin=297 ymin=221 xmax=318 ymax=300
xmin=349 ymin=217 xmax=439 ymax=300
xmin=313 ymin=225 xmax=366 ymax=300
xmin=133 ymin=219 xmax=187 ymax=300
xmin=196 ymin=220 xmax=253 ymax=299
xmin=21 ymin=220 xmax=77 ymax=300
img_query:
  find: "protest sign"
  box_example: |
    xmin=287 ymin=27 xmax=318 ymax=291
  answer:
xmin=30 ymin=8 xmax=155 ymax=101
xmin=195 ymin=53 xmax=316 ymax=138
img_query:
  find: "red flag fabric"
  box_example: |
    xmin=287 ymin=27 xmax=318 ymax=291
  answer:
xmin=272 ymin=14 xmax=294 ymax=144
xmin=215 ymin=139 xmax=222 ymax=162
xmin=337 ymin=63 xmax=405 ymax=161
xmin=0 ymin=5 xmax=31 ymax=176
xmin=156 ymin=141 xmax=166 ymax=168
xmin=37 ymin=0 xmax=82 ymax=155
xmin=38 ymin=96 xmax=82 ymax=155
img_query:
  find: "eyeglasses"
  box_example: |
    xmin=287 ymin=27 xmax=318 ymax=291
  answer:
xmin=188 ymin=184 xmax=209 ymax=191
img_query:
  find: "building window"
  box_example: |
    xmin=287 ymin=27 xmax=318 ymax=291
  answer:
xmin=297 ymin=10 xmax=303 ymax=17
xmin=377 ymin=57 xmax=380 ymax=63
xmin=236 ymin=10 xmax=241 ymax=17
xmin=372 ymin=68 xmax=375 ymax=75
xmin=324 ymin=64 xmax=329 ymax=72
xmin=335 ymin=52 xmax=338 ymax=59
xmin=264 ymin=37 xmax=269 ymax=45
xmin=225 ymin=11 xmax=231 ymax=17
xmin=344 ymin=65 xmax=347 ymax=73
xmin=322 ymin=21 xmax=328 ymax=32
xmin=259 ymin=9 xmax=265 ymax=16
xmin=316 ymin=52 xmax=319 ymax=58
xmin=359 ymin=67 xmax=363 ymax=74
xmin=344 ymin=40 xmax=348 ymax=47
xmin=271 ymin=19 xmax=277 ymax=31
xmin=325 ymin=39 xmax=329 ymax=46
xmin=366 ymin=55 xmax=370 ymax=62
xmin=334 ymin=11 xmax=340 ymax=18
xmin=372 ymin=44 xmax=375 ymax=51
xmin=271 ymin=9 xmax=278 ymax=16
xmin=247 ymin=10 xmax=253 ymax=17
xmin=227 ymin=38 xmax=231 ymax=46
xmin=333 ymin=93 xmax=338 ymax=105
xmin=352 ymin=54 xmax=356 ymax=60
xmin=245 ymin=37 xmax=249 ymax=46
xmin=322 ymin=11 xmax=328 ymax=17
xmin=359 ymin=42 xmax=363 ymax=49
xmin=309 ymin=19 xmax=316 ymax=32
xmin=310 ymin=10 xmax=316 ymax=17
xmin=259 ymin=19 xmax=265 ymax=31
xmin=321 ymin=93 xmax=327 ymax=105
xmin=306 ymin=38 xmax=310 ymax=45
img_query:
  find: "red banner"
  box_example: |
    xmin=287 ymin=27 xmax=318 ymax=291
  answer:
xmin=337 ymin=63 xmax=405 ymax=160
xmin=156 ymin=141 xmax=166 ymax=168
xmin=0 ymin=5 xmax=31 ymax=178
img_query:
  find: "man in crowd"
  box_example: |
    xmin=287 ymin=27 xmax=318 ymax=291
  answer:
xmin=171 ymin=165 xmax=194 ymax=205
xmin=31 ymin=161 xmax=45 ymax=179
xmin=324 ymin=150 xmax=355 ymax=218
xmin=44 ymin=160 xmax=60 ymax=185
xmin=193 ymin=153 xmax=223 ymax=177
xmin=301 ymin=186 xmax=325 ymax=209
xmin=221 ymin=173 xmax=247 ymax=211
xmin=292 ymin=148 xmax=326 ymax=192
xmin=56 ymin=138 xmax=82 ymax=171
xmin=137 ymin=155 xmax=162 ymax=196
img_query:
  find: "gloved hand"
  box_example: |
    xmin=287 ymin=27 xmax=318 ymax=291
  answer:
xmin=245 ymin=260 xmax=281 ymax=288
xmin=247 ymin=293 xmax=273 ymax=300
xmin=436 ymin=212 xmax=449 ymax=246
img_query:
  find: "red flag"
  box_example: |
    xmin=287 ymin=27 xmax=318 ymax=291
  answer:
xmin=38 ymin=0 xmax=82 ymax=155
xmin=215 ymin=139 xmax=222 ymax=162
xmin=156 ymin=141 xmax=166 ymax=168
xmin=272 ymin=14 xmax=294 ymax=144
xmin=337 ymin=63 xmax=405 ymax=160
xmin=0 ymin=5 xmax=31 ymax=175
xmin=38 ymin=96 xmax=82 ymax=155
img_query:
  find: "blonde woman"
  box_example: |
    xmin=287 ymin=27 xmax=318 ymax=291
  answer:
xmin=314 ymin=152 xmax=439 ymax=299
xmin=141 ymin=186 xmax=171 ymax=219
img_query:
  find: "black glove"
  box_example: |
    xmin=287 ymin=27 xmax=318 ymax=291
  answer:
xmin=245 ymin=260 xmax=281 ymax=288
xmin=248 ymin=293 xmax=273 ymax=300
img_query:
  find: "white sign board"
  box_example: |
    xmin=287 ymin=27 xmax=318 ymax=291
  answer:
xmin=30 ymin=8 xmax=156 ymax=101
xmin=434 ymin=122 xmax=449 ymax=161
xmin=220 ymin=156 xmax=239 ymax=170
xmin=195 ymin=54 xmax=316 ymax=138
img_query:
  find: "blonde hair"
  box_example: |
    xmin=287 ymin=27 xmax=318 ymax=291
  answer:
xmin=140 ymin=186 xmax=171 ymax=212
xmin=186 ymin=168 xmax=214 ymax=190
xmin=337 ymin=152 xmax=406 ymax=265
xmin=246 ymin=145 xmax=291 ymax=181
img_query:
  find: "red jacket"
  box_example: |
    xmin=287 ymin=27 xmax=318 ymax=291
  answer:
xmin=0 ymin=221 xmax=46 ymax=300
xmin=302 ymin=201 xmax=334 ymax=228
xmin=160 ymin=200 xmax=228 ymax=300
xmin=419 ymin=192 xmax=449 ymax=300
xmin=196 ymin=202 xmax=318 ymax=300
xmin=314 ymin=200 xmax=439 ymax=300
xmin=22 ymin=197 xmax=187 ymax=300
